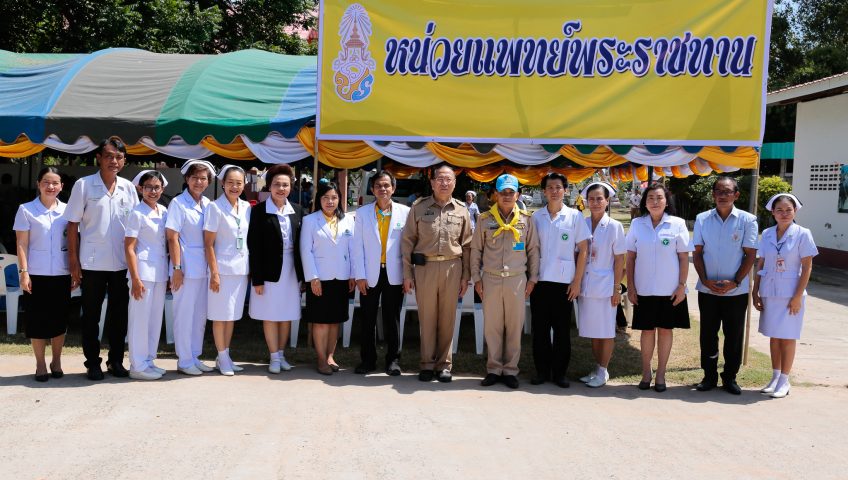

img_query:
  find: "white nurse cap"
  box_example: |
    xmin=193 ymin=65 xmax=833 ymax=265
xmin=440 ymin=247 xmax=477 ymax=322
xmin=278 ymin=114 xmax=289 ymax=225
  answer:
xmin=131 ymin=170 xmax=168 ymax=187
xmin=581 ymin=181 xmax=616 ymax=199
xmin=765 ymin=193 xmax=803 ymax=212
xmin=180 ymin=159 xmax=216 ymax=176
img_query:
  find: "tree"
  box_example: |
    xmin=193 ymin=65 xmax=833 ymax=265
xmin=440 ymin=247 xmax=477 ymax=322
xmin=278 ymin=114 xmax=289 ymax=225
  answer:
xmin=197 ymin=0 xmax=317 ymax=54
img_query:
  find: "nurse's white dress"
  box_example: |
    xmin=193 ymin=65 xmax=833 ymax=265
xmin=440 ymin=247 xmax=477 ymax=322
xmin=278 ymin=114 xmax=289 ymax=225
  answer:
xmin=204 ymin=196 xmax=251 ymax=321
xmin=577 ymin=215 xmax=626 ymax=339
xmin=249 ymin=200 xmax=301 ymax=321
xmin=757 ymin=224 xmax=818 ymax=339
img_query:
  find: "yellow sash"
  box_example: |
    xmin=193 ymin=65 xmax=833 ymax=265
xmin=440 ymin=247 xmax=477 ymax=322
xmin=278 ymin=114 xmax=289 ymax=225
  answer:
xmin=490 ymin=205 xmax=522 ymax=242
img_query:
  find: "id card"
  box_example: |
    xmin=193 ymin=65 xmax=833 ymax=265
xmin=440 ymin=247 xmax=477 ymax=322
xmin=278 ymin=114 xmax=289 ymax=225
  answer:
xmin=237 ymin=237 xmax=244 ymax=250
xmin=513 ymin=241 xmax=525 ymax=251
xmin=776 ymin=255 xmax=786 ymax=273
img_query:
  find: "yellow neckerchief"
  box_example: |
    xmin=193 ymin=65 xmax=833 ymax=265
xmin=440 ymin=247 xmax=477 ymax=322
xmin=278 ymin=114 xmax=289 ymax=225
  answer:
xmin=323 ymin=212 xmax=338 ymax=240
xmin=489 ymin=205 xmax=521 ymax=242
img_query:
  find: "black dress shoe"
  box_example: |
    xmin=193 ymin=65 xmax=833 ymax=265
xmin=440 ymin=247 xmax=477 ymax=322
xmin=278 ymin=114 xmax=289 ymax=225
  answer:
xmin=530 ymin=376 xmax=547 ymax=385
xmin=35 ymin=373 xmax=49 ymax=382
xmin=553 ymin=376 xmax=570 ymax=388
xmin=723 ymin=380 xmax=742 ymax=395
xmin=50 ymin=364 xmax=64 ymax=379
xmin=637 ymin=380 xmax=651 ymax=390
xmin=695 ymin=379 xmax=718 ymax=391
xmin=654 ymin=383 xmax=667 ymax=393
xmin=418 ymin=370 xmax=434 ymax=382
xmin=436 ymin=370 xmax=452 ymax=383
xmin=354 ymin=364 xmax=376 ymax=374
xmin=502 ymin=375 xmax=520 ymax=389
xmin=107 ymin=362 xmax=129 ymax=378
xmin=481 ymin=373 xmax=500 ymax=386
xmin=87 ymin=366 xmax=105 ymax=381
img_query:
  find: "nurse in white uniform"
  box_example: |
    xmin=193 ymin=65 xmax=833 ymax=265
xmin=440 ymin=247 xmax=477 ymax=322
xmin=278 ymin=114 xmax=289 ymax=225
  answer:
xmin=125 ymin=171 xmax=169 ymax=380
xmin=13 ymin=167 xmax=71 ymax=382
xmin=166 ymin=160 xmax=216 ymax=376
xmin=576 ymin=182 xmax=626 ymax=388
xmin=247 ymin=164 xmax=304 ymax=374
xmin=625 ymin=182 xmax=692 ymax=393
xmin=203 ymin=165 xmax=251 ymax=376
xmin=753 ymin=193 xmax=817 ymax=398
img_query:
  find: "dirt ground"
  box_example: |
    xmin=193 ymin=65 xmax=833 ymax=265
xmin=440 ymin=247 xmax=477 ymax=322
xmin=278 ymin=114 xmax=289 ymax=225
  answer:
xmin=1 ymin=265 xmax=847 ymax=479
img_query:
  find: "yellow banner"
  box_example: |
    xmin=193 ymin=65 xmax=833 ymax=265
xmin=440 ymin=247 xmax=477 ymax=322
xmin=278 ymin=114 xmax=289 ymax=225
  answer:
xmin=317 ymin=0 xmax=772 ymax=146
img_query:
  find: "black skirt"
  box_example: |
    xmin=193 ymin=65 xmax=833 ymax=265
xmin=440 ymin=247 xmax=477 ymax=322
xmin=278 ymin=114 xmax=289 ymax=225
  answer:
xmin=632 ymin=295 xmax=690 ymax=330
xmin=306 ymin=279 xmax=351 ymax=324
xmin=24 ymin=275 xmax=72 ymax=339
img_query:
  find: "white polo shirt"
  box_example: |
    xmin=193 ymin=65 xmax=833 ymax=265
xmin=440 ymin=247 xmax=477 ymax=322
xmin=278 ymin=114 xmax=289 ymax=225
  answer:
xmin=125 ymin=202 xmax=169 ymax=283
xmin=692 ymin=207 xmax=758 ymax=296
xmin=531 ymin=204 xmax=591 ymax=284
xmin=63 ymin=172 xmax=139 ymax=271
xmin=625 ymin=213 xmax=693 ymax=296
xmin=165 ymin=190 xmax=211 ymax=279
xmin=13 ymin=198 xmax=70 ymax=276
xmin=203 ymin=195 xmax=250 ymax=276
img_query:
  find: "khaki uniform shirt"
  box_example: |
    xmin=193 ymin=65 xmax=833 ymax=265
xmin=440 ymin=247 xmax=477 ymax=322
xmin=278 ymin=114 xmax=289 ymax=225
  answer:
xmin=470 ymin=209 xmax=540 ymax=283
xmin=401 ymin=196 xmax=472 ymax=282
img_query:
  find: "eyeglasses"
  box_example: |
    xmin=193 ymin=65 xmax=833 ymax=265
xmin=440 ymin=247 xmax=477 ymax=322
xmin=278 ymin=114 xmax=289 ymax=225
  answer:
xmin=142 ymin=185 xmax=162 ymax=193
xmin=714 ymin=189 xmax=737 ymax=197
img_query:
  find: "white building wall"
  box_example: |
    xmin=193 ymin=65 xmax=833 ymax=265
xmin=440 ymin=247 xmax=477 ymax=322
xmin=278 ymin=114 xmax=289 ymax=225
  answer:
xmin=793 ymin=93 xmax=848 ymax=253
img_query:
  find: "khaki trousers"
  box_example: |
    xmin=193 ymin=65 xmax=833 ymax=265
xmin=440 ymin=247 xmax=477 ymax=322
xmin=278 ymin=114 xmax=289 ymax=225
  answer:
xmin=414 ymin=258 xmax=462 ymax=371
xmin=482 ymin=274 xmax=526 ymax=376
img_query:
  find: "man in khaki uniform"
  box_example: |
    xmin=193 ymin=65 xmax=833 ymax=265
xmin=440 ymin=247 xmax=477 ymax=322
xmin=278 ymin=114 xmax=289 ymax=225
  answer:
xmin=471 ymin=174 xmax=540 ymax=389
xmin=401 ymin=164 xmax=472 ymax=383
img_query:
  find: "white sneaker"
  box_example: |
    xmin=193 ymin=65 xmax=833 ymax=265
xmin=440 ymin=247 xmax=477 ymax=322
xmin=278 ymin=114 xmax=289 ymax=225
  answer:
xmin=148 ymin=364 xmax=166 ymax=375
xmin=231 ymin=363 xmax=244 ymax=372
xmin=130 ymin=369 xmax=162 ymax=380
xmin=771 ymin=381 xmax=791 ymax=398
xmin=216 ymin=357 xmax=234 ymax=376
xmin=279 ymin=356 xmax=293 ymax=371
xmin=178 ymin=365 xmax=203 ymax=376
xmin=587 ymin=370 xmax=609 ymax=388
xmin=760 ymin=378 xmax=779 ymax=394
xmin=268 ymin=359 xmax=281 ymax=374
xmin=579 ymin=373 xmax=596 ymax=383
xmin=194 ymin=360 xmax=214 ymax=372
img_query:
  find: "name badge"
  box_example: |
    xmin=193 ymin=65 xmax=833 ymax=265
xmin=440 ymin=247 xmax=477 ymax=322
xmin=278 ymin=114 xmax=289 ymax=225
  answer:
xmin=776 ymin=255 xmax=786 ymax=273
xmin=513 ymin=241 xmax=525 ymax=251
xmin=237 ymin=237 xmax=244 ymax=250
xmin=394 ymin=222 xmax=404 ymax=230
xmin=344 ymin=229 xmax=353 ymax=237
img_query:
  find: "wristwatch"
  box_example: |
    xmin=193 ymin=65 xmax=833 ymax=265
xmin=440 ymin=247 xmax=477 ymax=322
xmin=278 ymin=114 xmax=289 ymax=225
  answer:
xmin=18 ymin=268 xmax=27 ymax=274
xmin=173 ymin=265 xmax=182 ymax=270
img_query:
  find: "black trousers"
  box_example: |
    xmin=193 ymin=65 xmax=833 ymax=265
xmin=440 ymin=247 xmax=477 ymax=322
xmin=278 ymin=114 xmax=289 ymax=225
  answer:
xmin=81 ymin=269 xmax=130 ymax=368
xmin=529 ymin=281 xmax=573 ymax=379
xmin=359 ymin=267 xmax=404 ymax=368
xmin=698 ymin=292 xmax=748 ymax=382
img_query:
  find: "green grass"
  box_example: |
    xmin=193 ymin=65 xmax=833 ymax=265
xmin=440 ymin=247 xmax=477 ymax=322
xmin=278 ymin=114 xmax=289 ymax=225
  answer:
xmin=0 ymin=303 xmax=772 ymax=387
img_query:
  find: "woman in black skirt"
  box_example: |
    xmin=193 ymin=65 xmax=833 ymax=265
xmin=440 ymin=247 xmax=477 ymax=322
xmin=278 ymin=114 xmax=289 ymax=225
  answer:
xmin=624 ymin=182 xmax=693 ymax=392
xmin=299 ymin=181 xmax=355 ymax=375
xmin=13 ymin=167 xmax=72 ymax=382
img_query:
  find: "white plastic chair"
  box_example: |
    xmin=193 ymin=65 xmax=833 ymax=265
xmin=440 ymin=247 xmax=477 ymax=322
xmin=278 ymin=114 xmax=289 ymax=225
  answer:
xmin=164 ymin=292 xmax=175 ymax=344
xmin=1 ymin=256 xmax=23 ymax=334
xmin=452 ymin=284 xmax=484 ymax=355
xmin=343 ymin=289 xmax=361 ymax=348
xmin=398 ymin=292 xmax=417 ymax=352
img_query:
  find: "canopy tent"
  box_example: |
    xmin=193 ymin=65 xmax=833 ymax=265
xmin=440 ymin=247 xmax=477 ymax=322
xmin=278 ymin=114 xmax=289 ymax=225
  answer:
xmin=0 ymin=48 xmax=758 ymax=179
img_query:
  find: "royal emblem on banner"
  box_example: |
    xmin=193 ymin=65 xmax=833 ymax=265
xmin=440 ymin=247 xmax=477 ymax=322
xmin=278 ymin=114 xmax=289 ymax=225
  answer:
xmin=332 ymin=3 xmax=376 ymax=102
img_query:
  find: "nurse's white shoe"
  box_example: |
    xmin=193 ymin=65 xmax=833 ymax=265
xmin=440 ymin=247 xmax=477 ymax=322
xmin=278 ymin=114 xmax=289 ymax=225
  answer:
xmin=194 ymin=361 xmax=214 ymax=372
xmin=216 ymin=357 xmax=235 ymax=376
xmin=130 ymin=369 xmax=162 ymax=380
xmin=268 ymin=359 xmax=282 ymax=374
xmin=587 ymin=370 xmax=610 ymax=388
xmin=579 ymin=373 xmax=596 ymax=383
xmin=771 ymin=381 xmax=791 ymax=398
xmin=760 ymin=378 xmax=779 ymax=394
xmin=231 ymin=363 xmax=244 ymax=372
xmin=148 ymin=364 xmax=166 ymax=375
xmin=178 ymin=365 xmax=203 ymax=376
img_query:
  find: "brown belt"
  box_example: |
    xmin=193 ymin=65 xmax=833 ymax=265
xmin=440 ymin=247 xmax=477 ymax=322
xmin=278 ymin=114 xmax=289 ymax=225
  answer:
xmin=425 ymin=254 xmax=461 ymax=262
xmin=483 ymin=270 xmax=525 ymax=278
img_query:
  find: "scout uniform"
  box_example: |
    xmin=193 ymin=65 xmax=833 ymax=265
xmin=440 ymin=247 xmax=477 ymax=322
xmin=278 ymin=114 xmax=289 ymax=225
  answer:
xmin=470 ymin=203 xmax=539 ymax=378
xmin=401 ymin=196 xmax=472 ymax=375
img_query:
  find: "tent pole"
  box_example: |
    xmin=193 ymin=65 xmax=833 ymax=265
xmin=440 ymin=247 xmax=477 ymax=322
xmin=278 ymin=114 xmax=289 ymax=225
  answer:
xmin=312 ymin=131 xmax=320 ymax=208
xmin=742 ymin=154 xmax=761 ymax=366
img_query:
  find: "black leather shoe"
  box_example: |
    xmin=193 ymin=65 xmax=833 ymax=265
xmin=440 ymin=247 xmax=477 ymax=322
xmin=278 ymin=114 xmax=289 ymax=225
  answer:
xmin=481 ymin=373 xmax=500 ymax=386
xmin=436 ymin=369 xmax=453 ymax=383
xmin=530 ymin=376 xmax=547 ymax=385
xmin=35 ymin=373 xmax=49 ymax=382
xmin=553 ymin=376 xmax=570 ymax=388
xmin=87 ymin=366 xmax=105 ymax=381
xmin=50 ymin=364 xmax=64 ymax=379
xmin=723 ymin=380 xmax=742 ymax=395
xmin=654 ymin=383 xmax=667 ymax=393
xmin=502 ymin=375 xmax=520 ymax=389
xmin=418 ymin=370 xmax=434 ymax=382
xmin=695 ymin=379 xmax=718 ymax=391
xmin=354 ymin=364 xmax=376 ymax=374
xmin=107 ymin=362 xmax=129 ymax=378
